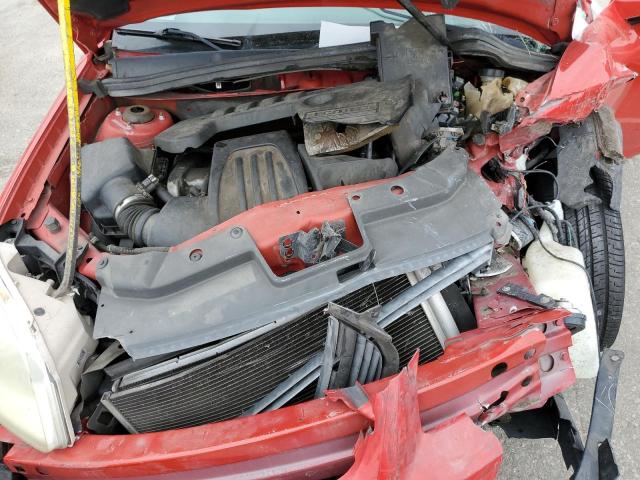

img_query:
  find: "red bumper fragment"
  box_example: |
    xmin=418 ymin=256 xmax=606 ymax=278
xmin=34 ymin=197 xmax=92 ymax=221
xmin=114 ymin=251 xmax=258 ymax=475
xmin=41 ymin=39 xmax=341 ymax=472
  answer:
xmin=330 ymin=354 xmax=502 ymax=479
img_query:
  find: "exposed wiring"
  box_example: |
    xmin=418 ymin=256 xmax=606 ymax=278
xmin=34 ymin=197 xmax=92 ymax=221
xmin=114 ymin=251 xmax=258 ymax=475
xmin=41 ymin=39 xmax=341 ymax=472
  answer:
xmin=90 ymin=236 xmax=170 ymax=255
xmin=561 ymin=219 xmax=576 ymax=247
xmin=528 ymin=203 xmax=564 ymax=244
xmin=504 ymin=168 xmax=559 ymax=201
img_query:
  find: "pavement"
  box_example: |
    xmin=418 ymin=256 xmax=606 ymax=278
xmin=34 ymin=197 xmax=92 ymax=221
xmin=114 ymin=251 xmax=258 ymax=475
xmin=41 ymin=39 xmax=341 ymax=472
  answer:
xmin=0 ymin=1 xmax=638 ymax=478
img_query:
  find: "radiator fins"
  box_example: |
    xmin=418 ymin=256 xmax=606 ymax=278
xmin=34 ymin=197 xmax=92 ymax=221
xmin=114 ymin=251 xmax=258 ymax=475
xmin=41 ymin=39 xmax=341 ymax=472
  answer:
xmin=103 ymin=275 xmax=443 ymax=433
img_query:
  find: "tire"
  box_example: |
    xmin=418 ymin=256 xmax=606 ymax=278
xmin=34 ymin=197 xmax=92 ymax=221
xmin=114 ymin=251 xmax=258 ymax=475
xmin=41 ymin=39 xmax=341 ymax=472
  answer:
xmin=565 ymin=203 xmax=625 ymax=348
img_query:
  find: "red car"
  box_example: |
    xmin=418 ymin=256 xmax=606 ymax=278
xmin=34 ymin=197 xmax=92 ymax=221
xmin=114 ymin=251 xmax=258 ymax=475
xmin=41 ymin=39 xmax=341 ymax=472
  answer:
xmin=1 ymin=0 xmax=639 ymax=478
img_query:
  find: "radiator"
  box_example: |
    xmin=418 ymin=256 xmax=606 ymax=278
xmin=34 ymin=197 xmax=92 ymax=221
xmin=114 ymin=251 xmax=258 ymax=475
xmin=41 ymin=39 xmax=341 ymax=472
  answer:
xmin=102 ymin=274 xmax=444 ymax=433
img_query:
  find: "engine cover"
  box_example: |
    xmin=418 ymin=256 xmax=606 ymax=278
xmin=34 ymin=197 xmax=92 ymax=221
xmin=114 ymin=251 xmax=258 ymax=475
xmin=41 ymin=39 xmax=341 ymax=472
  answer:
xmin=208 ymin=131 xmax=309 ymax=224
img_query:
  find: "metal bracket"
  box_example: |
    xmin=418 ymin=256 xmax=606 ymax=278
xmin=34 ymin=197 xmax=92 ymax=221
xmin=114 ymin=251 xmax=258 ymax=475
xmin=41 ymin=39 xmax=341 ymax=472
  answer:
xmin=498 ymin=283 xmax=586 ymax=333
xmin=498 ymin=283 xmax=559 ymax=308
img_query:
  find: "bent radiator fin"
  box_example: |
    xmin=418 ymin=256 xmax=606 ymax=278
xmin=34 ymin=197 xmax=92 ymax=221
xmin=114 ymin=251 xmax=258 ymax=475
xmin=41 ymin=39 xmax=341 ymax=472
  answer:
xmin=101 ymin=275 xmax=443 ymax=433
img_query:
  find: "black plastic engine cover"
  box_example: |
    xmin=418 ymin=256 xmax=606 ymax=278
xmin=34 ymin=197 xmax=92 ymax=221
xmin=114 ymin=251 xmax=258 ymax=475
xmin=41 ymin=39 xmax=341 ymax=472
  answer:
xmin=208 ymin=131 xmax=309 ymax=224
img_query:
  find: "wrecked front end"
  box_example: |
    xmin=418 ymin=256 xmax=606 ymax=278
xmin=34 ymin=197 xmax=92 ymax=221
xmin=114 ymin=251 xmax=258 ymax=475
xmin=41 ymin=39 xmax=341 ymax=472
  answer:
xmin=1 ymin=2 xmax=638 ymax=478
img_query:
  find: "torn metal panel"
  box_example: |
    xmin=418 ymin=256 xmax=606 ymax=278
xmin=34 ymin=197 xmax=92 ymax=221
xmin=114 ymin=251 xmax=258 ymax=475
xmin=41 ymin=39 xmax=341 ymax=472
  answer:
xmin=94 ymin=147 xmax=502 ymax=358
xmin=327 ymin=354 xmax=503 ymax=480
xmin=302 ymin=122 xmax=395 ymax=156
xmin=4 ymin=306 xmax=576 ymax=477
xmin=500 ymin=7 xmax=638 ymax=154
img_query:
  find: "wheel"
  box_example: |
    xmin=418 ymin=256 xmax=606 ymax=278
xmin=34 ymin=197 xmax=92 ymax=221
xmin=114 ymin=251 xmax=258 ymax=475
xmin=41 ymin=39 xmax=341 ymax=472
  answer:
xmin=565 ymin=203 xmax=625 ymax=348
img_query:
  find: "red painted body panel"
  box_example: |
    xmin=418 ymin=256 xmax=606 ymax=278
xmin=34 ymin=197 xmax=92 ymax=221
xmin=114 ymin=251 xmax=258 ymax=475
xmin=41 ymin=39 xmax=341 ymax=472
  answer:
xmin=330 ymin=354 xmax=503 ymax=479
xmin=2 ymin=1 xmax=639 ymax=479
xmin=502 ymin=3 xmax=640 ymax=156
xmin=37 ymin=0 xmax=576 ymax=53
xmin=4 ymin=307 xmax=574 ymax=479
xmin=95 ymin=107 xmax=173 ymax=148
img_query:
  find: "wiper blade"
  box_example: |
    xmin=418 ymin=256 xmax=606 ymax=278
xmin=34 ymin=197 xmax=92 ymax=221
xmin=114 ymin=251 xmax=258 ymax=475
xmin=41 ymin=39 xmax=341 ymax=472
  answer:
xmin=115 ymin=27 xmax=242 ymax=50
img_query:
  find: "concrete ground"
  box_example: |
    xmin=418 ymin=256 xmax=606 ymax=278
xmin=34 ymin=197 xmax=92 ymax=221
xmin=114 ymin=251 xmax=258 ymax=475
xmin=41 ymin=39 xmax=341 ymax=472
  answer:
xmin=0 ymin=1 xmax=637 ymax=478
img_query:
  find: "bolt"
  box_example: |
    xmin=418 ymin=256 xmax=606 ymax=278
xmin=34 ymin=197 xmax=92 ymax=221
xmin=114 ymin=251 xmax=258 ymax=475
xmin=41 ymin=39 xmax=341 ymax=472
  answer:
xmin=97 ymin=257 xmax=109 ymax=269
xmin=10 ymin=219 xmax=17 ymax=225
xmin=611 ymin=354 xmax=621 ymax=362
xmin=230 ymin=227 xmax=243 ymax=239
xmin=524 ymin=349 xmax=536 ymax=360
xmin=502 ymin=286 xmax=511 ymax=292
xmin=33 ymin=307 xmax=45 ymax=316
xmin=540 ymin=296 xmax=550 ymax=304
xmin=189 ymin=249 xmax=203 ymax=262
xmin=44 ymin=216 xmax=61 ymax=233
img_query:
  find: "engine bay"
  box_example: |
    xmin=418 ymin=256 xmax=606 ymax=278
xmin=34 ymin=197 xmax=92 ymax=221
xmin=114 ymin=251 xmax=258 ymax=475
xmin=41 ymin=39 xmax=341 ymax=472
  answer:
xmin=1 ymin=11 xmax=625 ymax=443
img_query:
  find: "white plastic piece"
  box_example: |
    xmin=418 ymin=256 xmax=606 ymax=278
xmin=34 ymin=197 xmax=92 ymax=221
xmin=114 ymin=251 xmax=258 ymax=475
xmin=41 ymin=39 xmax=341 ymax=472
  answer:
xmin=523 ymin=225 xmax=599 ymax=378
xmin=318 ymin=21 xmax=370 ymax=48
xmin=0 ymin=242 xmax=97 ymax=452
xmin=547 ymin=199 xmax=564 ymax=219
xmin=514 ymin=153 xmax=528 ymax=171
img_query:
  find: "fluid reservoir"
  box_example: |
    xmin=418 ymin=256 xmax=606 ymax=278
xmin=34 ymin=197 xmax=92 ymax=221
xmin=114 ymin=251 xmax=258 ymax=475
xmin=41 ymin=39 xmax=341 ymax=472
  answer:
xmin=95 ymin=105 xmax=173 ymax=148
xmin=523 ymin=224 xmax=599 ymax=378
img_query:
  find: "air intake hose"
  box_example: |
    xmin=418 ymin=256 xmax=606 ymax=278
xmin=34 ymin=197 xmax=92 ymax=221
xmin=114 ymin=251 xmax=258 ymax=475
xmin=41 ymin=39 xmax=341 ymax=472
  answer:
xmin=103 ymin=177 xmax=212 ymax=247
xmin=115 ymin=196 xmax=160 ymax=246
xmin=82 ymin=138 xmax=214 ymax=247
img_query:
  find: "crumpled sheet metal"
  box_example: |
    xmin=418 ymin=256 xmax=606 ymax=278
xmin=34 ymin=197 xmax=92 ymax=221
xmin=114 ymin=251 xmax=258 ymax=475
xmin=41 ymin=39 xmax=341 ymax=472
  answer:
xmin=327 ymin=352 xmax=503 ymax=480
xmin=303 ymin=122 xmax=396 ymax=156
xmin=499 ymin=3 xmax=639 ymax=154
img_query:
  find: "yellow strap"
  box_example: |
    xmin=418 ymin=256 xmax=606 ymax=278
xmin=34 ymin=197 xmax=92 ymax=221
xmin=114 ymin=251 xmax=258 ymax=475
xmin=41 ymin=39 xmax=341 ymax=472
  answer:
xmin=54 ymin=0 xmax=82 ymax=296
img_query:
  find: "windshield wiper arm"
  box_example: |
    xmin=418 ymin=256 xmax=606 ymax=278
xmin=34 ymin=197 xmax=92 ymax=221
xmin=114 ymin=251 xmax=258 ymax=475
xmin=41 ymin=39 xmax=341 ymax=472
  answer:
xmin=115 ymin=27 xmax=242 ymax=50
